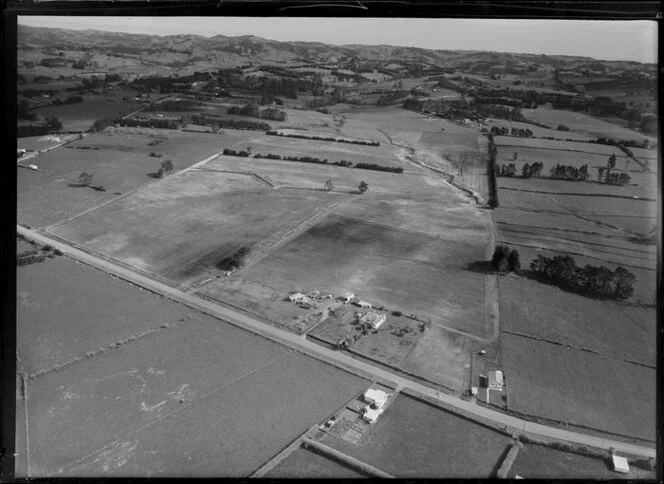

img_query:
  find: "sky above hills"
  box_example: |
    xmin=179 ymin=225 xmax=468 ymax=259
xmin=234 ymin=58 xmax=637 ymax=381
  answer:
xmin=18 ymin=17 xmax=658 ymax=63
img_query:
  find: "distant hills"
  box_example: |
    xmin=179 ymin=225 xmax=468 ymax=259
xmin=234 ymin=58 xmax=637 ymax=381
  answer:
xmin=17 ymin=24 xmax=652 ymax=71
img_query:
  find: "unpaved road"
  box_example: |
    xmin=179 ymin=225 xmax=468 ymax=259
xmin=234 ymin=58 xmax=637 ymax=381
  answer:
xmin=16 ymin=226 xmax=656 ymax=458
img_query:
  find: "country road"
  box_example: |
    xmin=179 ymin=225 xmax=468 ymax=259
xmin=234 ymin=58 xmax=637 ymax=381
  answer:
xmin=16 ymin=225 xmax=656 ymax=459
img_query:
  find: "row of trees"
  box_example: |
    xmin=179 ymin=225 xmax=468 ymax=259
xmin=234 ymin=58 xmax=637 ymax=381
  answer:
xmin=253 ymin=151 xmax=402 ymax=174
xmin=190 ymin=113 xmax=271 ymax=131
xmin=17 ymin=116 xmax=63 ymax=138
xmin=265 ymin=130 xmax=380 ymax=146
xmin=489 ymin=126 xmax=535 ymax=138
xmin=497 ymin=162 xmax=543 ymax=178
xmin=218 ymin=246 xmax=252 ymax=271
xmin=323 ymin=179 xmax=369 ymax=193
xmin=597 ymin=153 xmax=631 ymax=186
xmin=530 ymin=254 xmax=635 ymax=300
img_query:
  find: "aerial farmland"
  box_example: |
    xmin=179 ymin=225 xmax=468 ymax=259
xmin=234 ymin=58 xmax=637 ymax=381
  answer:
xmin=12 ymin=17 xmax=657 ymax=480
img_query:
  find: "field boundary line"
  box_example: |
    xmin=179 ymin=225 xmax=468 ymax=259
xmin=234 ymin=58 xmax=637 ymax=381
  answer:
xmin=495 ymin=221 xmax=649 ymax=244
xmin=301 ymin=438 xmax=394 ymax=478
xmin=249 ymin=425 xmax=318 ymax=477
xmin=498 ymin=186 xmax=656 ymax=202
xmin=495 ymin=142 xmax=637 ymax=160
xmin=57 ymin=356 xmax=283 ymax=475
xmin=495 ymin=239 xmax=656 ymax=272
xmin=22 ymin=375 xmax=31 ymax=478
xmin=501 ymin=330 xmax=655 ymax=369
xmin=24 ymin=315 xmax=194 ymax=382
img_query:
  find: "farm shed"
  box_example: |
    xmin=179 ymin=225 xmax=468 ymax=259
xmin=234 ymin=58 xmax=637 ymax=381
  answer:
xmin=362 ymin=405 xmax=385 ymax=424
xmin=488 ymin=370 xmax=503 ymax=391
xmin=363 ymin=388 xmax=390 ymax=408
xmin=355 ymin=300 xmax=373 ymax=309
xmin=341 ymin=292 xmax=355 ymax=303
xmin=611 ymin=455 xmax=630 ymax=474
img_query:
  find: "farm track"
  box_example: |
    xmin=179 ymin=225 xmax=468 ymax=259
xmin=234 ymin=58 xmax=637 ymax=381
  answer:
xmin=233 ymin=194 xmax=356 ymax=273
xmin=499 ymin=186 xmax=656 ymax=202
xmin=501 ymin=330 xmax=655 ymax=369
xmin=15 ymin=226 xmax=656 ymax=458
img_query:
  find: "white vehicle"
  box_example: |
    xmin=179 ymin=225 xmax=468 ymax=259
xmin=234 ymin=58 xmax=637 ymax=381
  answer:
xmin=29 ymin=165 xmax=39 ymax=170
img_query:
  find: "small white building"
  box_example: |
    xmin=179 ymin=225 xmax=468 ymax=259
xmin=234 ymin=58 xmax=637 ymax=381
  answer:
xmin=29 ymin=165 xmax=39 ymax=170
xmin=358 ymin=311 xmax=387 ymax=330
xmin=488 ymin=370 xmax=504 ymax=391
xmin=341 ymin=292 xmax=355 ymax=303
xmin=612 ymin=454 xmax=630 ymax=474
xmin=288 ymin=292 xmax=307 ymax=303
xmin=363 ymin=388 xmax=390 ymax=408
xmin=362 ymin=405 xmax=385 ymax=424
xmin=355 ymin=300 xmax=372 ymax=309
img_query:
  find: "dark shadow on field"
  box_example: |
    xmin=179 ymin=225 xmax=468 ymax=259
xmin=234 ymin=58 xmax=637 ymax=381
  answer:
xmin=146 ymin=171 xmax=162 ymax=179
xmin=490 ymin=443 xmax=514 ymax=478
xmin=464 ymin=260 xmax=495 ymax=274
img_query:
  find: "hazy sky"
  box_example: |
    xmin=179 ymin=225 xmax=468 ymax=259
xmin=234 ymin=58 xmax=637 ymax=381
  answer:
xmin=18 ymin=16 xmax=658 ymax=63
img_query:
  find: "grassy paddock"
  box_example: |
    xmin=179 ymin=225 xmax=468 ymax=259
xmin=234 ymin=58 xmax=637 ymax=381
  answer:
xmin=319 ymin=393 xmax=512 ymax=477
xmin=502 ymin=333 xmax=656 ymax=441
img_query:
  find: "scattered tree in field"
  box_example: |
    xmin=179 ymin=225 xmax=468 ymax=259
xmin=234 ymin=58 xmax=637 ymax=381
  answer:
xmin=358 ymin=181 xmax=369 ymax=193
xmin=323 ymin=179 xmax=334 ymax=191
xmin=497 ymin=163 xmax=517 ymax=177
xmin=218 ymin=246 xmax=252 ymax=271
xmin=45 ymin=115 xmax=63 ymax=131
xmin=597 ymin=167 xmax=605 ymax=182
xmin=513 ymin=151 xmax=518 ymax=161
xmin=549 ymin=163 xmax=590 ymax=181
xmin=157 ymin=159 xmax=174 ymax=178
xmin=77 ymin=171 xmax=93 ymax=187
xmin=507 ymin=250 xmax=521 ymax=272
xmin=608 ymin=153 xmax=617 ymax=171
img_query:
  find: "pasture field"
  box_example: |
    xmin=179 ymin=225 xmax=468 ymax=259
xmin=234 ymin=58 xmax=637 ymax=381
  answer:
xmin=400 ymin=325 xmax=471 ymax=393
xmin=496 ymin=221 xmax=656 ymax=271
xmin=521 ymin=107 xmax=657 ymax=143
xmin=16 ymin=256 xmax=199 ymax=375
xmin=498 ymin=276 xmax=656 ymax=366
xmin=51 ymin=170 xmax=342 ymax=283
xmin=497 ymin=187 xmax=657 ymax=235
xmin=207 ymin=156 xmax=434 ymax=195
xmin=498 ymin=146 xmax=627 ymax=169
xmin=497 ymin=175 xmax=656 ymax=200
xmin=485 ymin=119 xmax=593 ymax=141
xmin=266 ymin=447 xmax=367 ymax=478
xmin=507 ymin=444 xmax=652 ymax=479
xmin=495 ymin=136 xmax=636 ymax=156
xmin=319 ymin=394 xmax=512 ymax=477
xmin=23 ymin=317 xmax=368 ymax=477
xmin=502 ymin=333 xmax=656 ymax=441
xmin=495 ymin=207 xmax=624 ymax=237
xmin=203 ymin=213 xmax=490 ymax=339
xmin=17 ymin=168 xmax=114 ymax=229
xmin=35 ymin=97 xmax=136 ymax=131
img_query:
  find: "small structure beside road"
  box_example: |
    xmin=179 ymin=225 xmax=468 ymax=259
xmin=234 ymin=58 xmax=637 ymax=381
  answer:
xmin=611 ymin=454 xmax=630 ymax=474
xmin=357 ymin=311 xmax=387 ymax=330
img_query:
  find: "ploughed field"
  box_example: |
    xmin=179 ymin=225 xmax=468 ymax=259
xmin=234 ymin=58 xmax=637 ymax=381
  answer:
xmin=16 ymin=257 xmax=368 ymax=477
xmin=50 ymin=170 xmax=343 ymax=284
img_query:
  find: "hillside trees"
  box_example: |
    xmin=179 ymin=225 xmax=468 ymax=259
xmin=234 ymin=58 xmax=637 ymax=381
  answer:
xmin=358 ymin=181 xmax=369 ymax=193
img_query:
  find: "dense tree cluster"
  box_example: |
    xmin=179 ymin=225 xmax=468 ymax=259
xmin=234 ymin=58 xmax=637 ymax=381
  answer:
xmin=487 ymin=134 xmax=499 ymax=208
xmin=491 ymin=245 xmax=521 ymax=273
xmin=218 ymin=246 xmax=252 ymax=271
xmin=115 ymin=117 xmax=183 ymax=130
xmin=17 ymin=100 xmax=37 ymax=121
xmin=354 ymin=162 xmax=403 ymax=174
xmin=157 ymin=159 xmax=174 ymax=178
xmin=550 ymin=163 xmax=590 ymax=181
xmin=377 ymin=90 xmax=409 ymax=105
xmin=223 ymin=149 xmax=250 ymax=157
xmin=557 ymin=124 xmax=570 ymax=131
xmin=530 ymin=254 xmax=635 ymax=300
